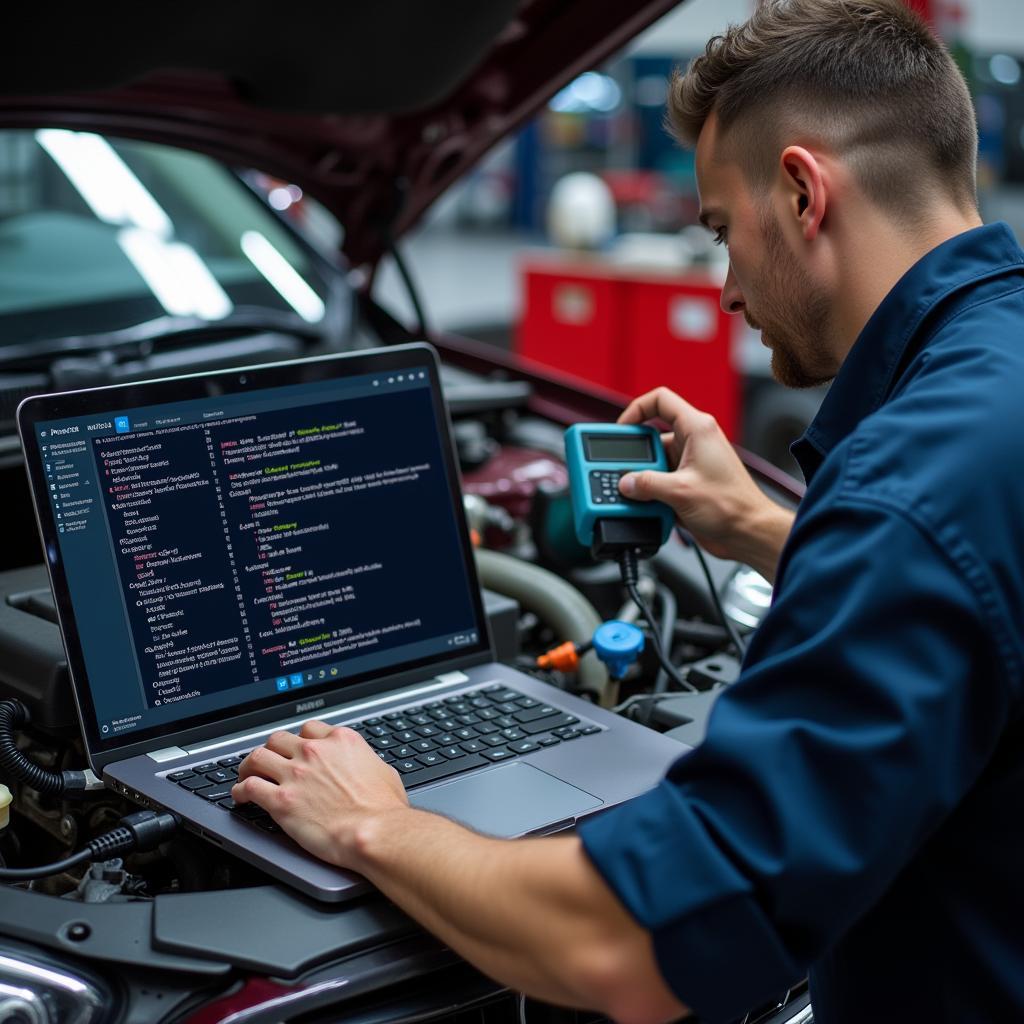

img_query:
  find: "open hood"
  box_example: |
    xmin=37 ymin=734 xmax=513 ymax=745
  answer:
xmin=1 ymin=0 xmax=682 ymax=266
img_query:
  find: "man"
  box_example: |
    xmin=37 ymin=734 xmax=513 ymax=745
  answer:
xmin=232 ymin=1 xmax=1024 ymax=1020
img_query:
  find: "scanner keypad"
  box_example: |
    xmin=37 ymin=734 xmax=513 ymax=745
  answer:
xmin=589 ymin=469 xmax=626 ymax=505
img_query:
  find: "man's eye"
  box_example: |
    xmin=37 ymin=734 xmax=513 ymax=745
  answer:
xmin=712 ymin=228 xmax=728 ymax=247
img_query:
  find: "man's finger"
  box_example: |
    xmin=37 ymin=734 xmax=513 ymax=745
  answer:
xmin=619 ymin=468 xmax=679 ymax=508
xmin=618 ymin=387 xmax=710 ymax=435
xmin=300 ymin=719 xmax=334 ymax=739
xmin=231 ymin=774 xmax=280 ymax=810
xmin=237 ymin=744 xmax=289 ymax=782
xmin=265 ymin=730 xmax=303 ymax=757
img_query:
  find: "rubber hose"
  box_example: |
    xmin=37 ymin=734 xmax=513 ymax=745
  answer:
xmin=474 ymin=549 xmax=613 ymax=706
xmin=0 ymin=700 xmax=65 ymax=795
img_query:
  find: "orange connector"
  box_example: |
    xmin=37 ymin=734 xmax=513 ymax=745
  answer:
xmin=537 ymin=641 xmax=580 ymax=674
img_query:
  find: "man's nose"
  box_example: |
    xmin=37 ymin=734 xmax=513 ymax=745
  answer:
xmin=720 ymin=263 xmax=745 ymax=315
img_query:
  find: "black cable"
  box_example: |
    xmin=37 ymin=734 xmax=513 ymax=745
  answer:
xmin=675 ymin=528 xmax=748 ymax=656
xmin=652 ymin=583 xmax=678 ymax=695
xmin=672 ymin=620 xmax=731 ymax=647
xmin=617 ymin=549 xmax=697 ymax=693
xmin=390 ymin=242 xmax=430 ymax=339
xmin=0 ymin=699 xmax=92 ymax=795
xmin=0 ymin=810 xmax=179 ymax=883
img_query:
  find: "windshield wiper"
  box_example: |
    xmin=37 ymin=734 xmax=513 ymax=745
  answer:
xmin=0 ymin=308 xmax=333 ymax=372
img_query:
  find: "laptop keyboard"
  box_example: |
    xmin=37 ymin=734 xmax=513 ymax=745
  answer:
xmin=163 ymin=684 xmax=602 ymax=835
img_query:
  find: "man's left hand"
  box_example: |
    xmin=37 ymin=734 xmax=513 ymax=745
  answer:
xmin=231 ymin=721 xmax=409 ymax=868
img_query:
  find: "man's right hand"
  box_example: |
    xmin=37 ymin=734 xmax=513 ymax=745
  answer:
xmin=617 ymin=387 xmax=794 ymax=582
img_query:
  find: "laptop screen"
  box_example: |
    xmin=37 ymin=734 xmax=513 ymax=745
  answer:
xmin=21 ymin=347 xmax=488 ymax=753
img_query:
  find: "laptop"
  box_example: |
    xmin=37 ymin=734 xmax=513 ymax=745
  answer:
xmin=17 ymin=342 xmax=685 ymax=901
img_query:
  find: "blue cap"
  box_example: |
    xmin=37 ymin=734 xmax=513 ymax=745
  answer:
xmin=592 ymin=620 xmax=645 ymax=679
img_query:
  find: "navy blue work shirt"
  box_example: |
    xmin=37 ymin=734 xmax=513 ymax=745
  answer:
xmin=579 ymin=223 xmax=1024 ymax=1023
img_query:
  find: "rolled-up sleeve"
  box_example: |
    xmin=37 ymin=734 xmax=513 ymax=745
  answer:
xmin=578 ymin=496 xmax=1011 ymax=1023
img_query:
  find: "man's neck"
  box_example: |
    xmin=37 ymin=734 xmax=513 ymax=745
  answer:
xmin=829 ymin=204 xmax=983 ymax=364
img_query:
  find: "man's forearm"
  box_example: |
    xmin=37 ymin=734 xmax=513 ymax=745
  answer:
xmin=350 ymin=808 xmax=687 ymax=1024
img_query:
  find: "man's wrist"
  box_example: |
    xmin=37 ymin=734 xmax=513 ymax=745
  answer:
xmin=348 ymin=804 xmax=421 ymax=876
xmin=732 ymin=500 xmax=794 ymax=583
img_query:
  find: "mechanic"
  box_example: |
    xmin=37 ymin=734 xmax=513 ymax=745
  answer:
xmin=232 ymin=1 xmax=1024 ymax=1021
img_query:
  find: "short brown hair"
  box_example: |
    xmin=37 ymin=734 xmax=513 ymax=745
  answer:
xmin=668 ymin=0 xmax=978 ymax=216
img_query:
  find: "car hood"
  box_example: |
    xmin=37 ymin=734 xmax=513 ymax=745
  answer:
xmin=1 ymin=0 xmax=681 ymax=266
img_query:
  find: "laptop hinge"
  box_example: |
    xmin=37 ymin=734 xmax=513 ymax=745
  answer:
xmin=147 ymin=746 xmax=188 ymax=763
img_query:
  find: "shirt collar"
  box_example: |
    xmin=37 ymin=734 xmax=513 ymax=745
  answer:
xmin=791 ymin=222 xmax=1024 ymax=483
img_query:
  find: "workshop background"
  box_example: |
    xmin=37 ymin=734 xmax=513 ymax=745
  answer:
xmin=369 ymin=0 xmax=1024 ymax=474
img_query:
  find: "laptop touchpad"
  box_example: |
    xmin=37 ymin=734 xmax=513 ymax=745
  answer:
xmin=409 ymin=762 xmax=602 ymax=837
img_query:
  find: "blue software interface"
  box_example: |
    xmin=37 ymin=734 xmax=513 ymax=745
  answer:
xmin=36 ymin=369 xmax=481 ymax=741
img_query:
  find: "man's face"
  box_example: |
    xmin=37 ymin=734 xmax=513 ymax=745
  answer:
xmin=695 ymin=117 xmax=835 ymax=389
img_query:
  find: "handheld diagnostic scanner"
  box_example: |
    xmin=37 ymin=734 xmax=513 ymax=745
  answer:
xmin=564 ymin=423 xmax=675 ymax=557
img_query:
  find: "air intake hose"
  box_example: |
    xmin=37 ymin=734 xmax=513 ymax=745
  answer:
xmin=0 ymin=700 xmax=91 ymax=795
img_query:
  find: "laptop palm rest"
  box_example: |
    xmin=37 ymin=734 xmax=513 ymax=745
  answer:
xmin=409 ymin=762 xmax=602 ymax=837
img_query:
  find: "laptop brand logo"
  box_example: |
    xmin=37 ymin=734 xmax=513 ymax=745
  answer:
xmin=296 ymin=698 xmax=326 ymax=714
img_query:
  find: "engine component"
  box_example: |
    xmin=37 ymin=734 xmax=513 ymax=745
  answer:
xmin=473 ymin=548 xmax=611 ymax=705
xmin=462 ymin=446 xmax=568 ymax=520
xmin=71 ymin=859 xmax=140 ymax=904
xmin=0 ymin=566 xmax=76 ymax=733
xmin=481 ymin=589 xmax=520 ymax=664
xmin=592 ymin=620 xmax=645 ymax=680
xmin=529 ymin=484 xmax=595 ymax=571
xmin=0 ymin=810 xmax=178 ymax=883
xmin=453 ymin=420 xmax=499 ymax=470
xmin=0 ymin=701 xmax=95 ymax=796
xmin=464 ymin=494 xmax=516 ymax=547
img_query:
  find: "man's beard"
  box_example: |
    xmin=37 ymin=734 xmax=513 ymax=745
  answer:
xmin=747 ymin=211 xmax=834 ymax=389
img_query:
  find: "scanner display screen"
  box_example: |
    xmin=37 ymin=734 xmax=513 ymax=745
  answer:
xmin=583 ymin=433 xmax=654 ymax=463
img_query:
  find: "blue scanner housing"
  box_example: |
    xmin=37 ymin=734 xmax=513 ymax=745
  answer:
xmin=564 ymin=423 xmax=674 ymax=549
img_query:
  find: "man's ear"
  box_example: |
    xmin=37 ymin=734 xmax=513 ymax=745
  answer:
xmin=779 ymin=146 xmax=826 ymax=241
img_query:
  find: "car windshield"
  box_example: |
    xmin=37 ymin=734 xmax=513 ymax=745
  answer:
xmin=0 ymin=130 xmax=332 ymax=348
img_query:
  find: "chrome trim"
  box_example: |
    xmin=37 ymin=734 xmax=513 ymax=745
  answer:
xmin=214 ymin=978 xmax=350 ymax=1024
